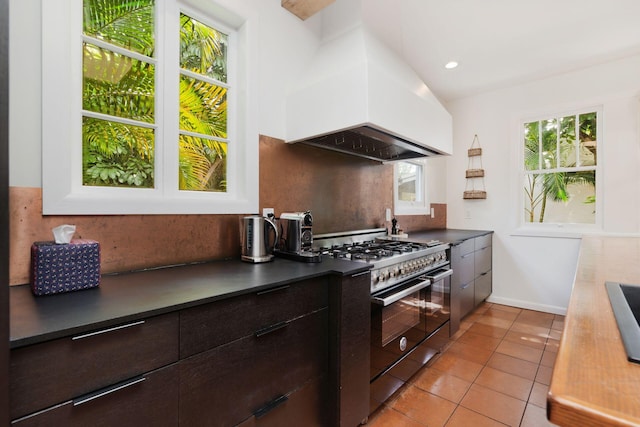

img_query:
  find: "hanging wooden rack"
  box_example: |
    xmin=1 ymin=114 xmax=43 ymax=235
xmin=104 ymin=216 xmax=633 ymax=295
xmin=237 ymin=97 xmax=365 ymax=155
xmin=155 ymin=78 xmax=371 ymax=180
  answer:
xmin=463 ymin=134 xmax=487 ymax=199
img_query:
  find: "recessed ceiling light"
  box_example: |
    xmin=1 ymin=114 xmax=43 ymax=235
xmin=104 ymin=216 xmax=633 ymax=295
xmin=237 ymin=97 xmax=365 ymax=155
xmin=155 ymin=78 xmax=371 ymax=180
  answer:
xmin=445 ymin=61 xmax=458 ymax=69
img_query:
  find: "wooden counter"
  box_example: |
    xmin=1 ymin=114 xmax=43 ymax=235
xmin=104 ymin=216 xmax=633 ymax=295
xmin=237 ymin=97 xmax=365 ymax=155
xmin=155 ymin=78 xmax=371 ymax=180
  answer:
xmin=548 ymin=236 xmax=640 ymax=427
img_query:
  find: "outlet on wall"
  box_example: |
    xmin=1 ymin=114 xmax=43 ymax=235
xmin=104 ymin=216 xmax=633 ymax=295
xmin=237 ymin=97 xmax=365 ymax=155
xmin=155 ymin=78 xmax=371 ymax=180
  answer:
xmin=385 ymin=208 xmax=392 ymax=222
xmin=262 ymin=207 xmax=274 ymax=217
xmin=430 ymin=207 xmax=435 ymax=218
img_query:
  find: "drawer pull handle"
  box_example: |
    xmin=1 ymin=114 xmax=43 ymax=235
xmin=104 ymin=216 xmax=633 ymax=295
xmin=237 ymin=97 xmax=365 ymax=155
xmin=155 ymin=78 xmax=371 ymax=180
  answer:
xmin=256 ymin=285 xmax=290 ymax=296
xmin=461 ymin=283 xmax=470 ymax=289
xmin=480 ymin=272 xmax=488 ymax=276
xmin=254 ymin=394 xmax=288 ymax=419
xmin=73 ymin=376 xmax=146 ymax=407
xmin=72 ymin=320 xmax=145 ymax=340
xmin=461 ymin=254 xmax=473 ymax=259
xmin=255 ymin=321 xmax=290 ymax=338
xmin=351 ymin=271 xmax=370 ymax=278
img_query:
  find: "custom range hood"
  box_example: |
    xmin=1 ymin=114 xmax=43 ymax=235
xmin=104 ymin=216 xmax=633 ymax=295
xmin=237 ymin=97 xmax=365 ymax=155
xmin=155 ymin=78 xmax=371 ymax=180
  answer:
xmin=286 ymin=25 xmax=453 ymax=162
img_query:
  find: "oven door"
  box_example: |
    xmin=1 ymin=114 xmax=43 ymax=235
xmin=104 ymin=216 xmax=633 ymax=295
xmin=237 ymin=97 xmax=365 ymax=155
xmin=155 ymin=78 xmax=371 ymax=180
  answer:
xmin=370 ymin=276 xmax=431 ymax=381
xmin=424 ymin=266 xmax=452 ymax=336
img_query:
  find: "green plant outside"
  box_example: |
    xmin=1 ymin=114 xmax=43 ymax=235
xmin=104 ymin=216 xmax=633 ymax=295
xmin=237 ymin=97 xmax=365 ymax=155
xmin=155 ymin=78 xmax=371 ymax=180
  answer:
xmin=523 ymin=112 xmax=597 ymax=223
xmin=82 ymin=0 xmax=228 ymax=191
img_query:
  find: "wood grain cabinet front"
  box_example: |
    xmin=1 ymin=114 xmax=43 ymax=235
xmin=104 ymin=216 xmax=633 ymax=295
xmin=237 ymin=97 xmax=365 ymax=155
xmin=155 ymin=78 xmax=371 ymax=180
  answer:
xmin=450 ymin=234 xmax=493 ymax=334
xmin=11 ymin=363 xmax=179 ymax=427
xmin=179 ymin=308 xmax=329 ymax=426
xmin=236 ymin=376 xmax=328 ymax=427
xmin=179 ymin=276 xmax=328 ymax=358
xmin=10 ymin=312 xmax=179 ymax=421
xmin=474 ymin=237 xmax=492 ymax=306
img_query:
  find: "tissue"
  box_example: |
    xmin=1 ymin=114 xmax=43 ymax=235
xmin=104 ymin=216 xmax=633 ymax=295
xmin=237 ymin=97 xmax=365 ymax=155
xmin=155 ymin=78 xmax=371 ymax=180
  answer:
xmin=53 ymin=224 xmax=76 ymax=244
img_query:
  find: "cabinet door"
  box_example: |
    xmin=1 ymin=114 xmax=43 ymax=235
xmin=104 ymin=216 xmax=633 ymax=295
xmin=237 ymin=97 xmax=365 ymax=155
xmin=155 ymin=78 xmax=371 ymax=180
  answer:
xmin=179 ymin=309 xmax=328 ymax=427
xmin=10 ymin=313 xmax=179 ymax=420
xmin=460 ymin=280 xmax=475 ymax=319
xmin=236 ymin=377 xmax=328 ymax=427
xmin=180 ymin=277 xmax=328 ymax=358
xmin=12 ymin=364 xmax=179 ymax=427
xmin=458 ymin=251 xmax=475 ymax=287
xmin=475 ymin=244 xmax=492 ymax=277
xmin=449 ymin=245 xmax=471 ymax=335
xmin=475 ymin=271 xmax=492 ymax=306
xmin=474 ymin=234 xmax=492 ymax=251
xmin=328 ymin=271 xmax=370 ymax=427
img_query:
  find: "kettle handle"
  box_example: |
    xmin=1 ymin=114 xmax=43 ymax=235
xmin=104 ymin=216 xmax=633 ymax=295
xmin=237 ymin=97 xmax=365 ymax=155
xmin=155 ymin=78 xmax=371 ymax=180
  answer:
xmin=265 ymin=216 xmax=279 ymax=252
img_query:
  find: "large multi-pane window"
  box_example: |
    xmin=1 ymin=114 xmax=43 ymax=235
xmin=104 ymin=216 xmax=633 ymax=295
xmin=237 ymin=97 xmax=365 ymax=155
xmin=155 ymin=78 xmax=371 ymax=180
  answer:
xmin=81 ymin=1 xmax=228 ymax=191
xmin=522 ymin=110 xmax=599 ymax=225
xmin=42 ymin=0 xmax=256 ymax=214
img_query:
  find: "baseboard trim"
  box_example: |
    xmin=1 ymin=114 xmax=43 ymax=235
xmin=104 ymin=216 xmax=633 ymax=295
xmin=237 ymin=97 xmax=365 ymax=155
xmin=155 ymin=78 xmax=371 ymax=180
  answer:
xmin=486 ymin=295 xmax=567 ymax=316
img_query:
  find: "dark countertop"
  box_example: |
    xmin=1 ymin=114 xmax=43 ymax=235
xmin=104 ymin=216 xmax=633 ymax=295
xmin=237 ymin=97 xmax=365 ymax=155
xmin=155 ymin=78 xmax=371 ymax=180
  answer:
xmin=396 ymin=228 xmax=493 ymax=246
xmin=10 ymin=257 xmax=369 ymax=349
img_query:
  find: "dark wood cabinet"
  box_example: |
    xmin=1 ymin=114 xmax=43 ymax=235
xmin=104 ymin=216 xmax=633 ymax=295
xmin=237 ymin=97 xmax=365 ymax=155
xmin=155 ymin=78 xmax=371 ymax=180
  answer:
xmin=10 ymin=272 xmax=370 ymax=426
xmin=11 ymin=364 xmax=179 ymax=427
xmin=179 ymin=276 xmax=332 ymax=426
xmin=328 ymin=271 xmax=371 ymax=427
xmin=450 ymin=234 xmax=493 ymax=334
xmin=180 ymin=309 xmax=328 ymax=426
xmin=236 ymin=376 xmax=328 ymax=427
xmin=180 ymin=276 xmax=328 ymax=358
xmin=10 ymin=313 xmax=179 ymax=421
xmin=474 ymin=235 xmax=492 ymax=306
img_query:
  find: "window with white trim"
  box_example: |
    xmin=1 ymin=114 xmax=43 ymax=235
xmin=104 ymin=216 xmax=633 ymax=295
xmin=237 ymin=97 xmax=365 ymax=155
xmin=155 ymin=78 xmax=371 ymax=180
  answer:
xmin=394 ymin=160 xmax=429 ymax=215
xmin=42 ymin=0 xmax=257 ymax=214
xmin=521 ymin=108 xmax=601 ymax=228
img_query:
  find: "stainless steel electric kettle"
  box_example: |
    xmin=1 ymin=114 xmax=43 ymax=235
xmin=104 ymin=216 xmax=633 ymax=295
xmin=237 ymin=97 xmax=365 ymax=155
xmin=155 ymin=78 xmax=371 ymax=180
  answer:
xmin=240 ymin=215 xmax=278 ymax=263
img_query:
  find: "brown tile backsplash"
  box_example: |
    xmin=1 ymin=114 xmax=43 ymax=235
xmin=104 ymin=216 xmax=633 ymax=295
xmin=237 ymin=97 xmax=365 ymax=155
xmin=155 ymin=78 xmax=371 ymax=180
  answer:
xmin=8 ymin=135 xmax=445 ymax=285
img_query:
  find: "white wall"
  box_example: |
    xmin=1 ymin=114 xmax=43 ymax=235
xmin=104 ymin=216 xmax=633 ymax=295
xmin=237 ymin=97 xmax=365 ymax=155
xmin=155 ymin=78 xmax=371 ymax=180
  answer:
xmin=446 ymin=54 xmax=640 ymax=314
xmin=8 ymin=0 xmax=321 ymax=187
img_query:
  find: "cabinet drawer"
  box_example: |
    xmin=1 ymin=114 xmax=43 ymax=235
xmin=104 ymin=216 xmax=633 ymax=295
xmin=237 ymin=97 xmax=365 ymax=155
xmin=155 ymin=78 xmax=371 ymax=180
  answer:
xmin=458 ymin=250 xmax=475 ymax=286
xmin=475 ymin=271 xmax=492 ymax=306
xmin=475 ymin=234 xmax=492 ymax=251
xmin=180 ymin=277 xmax=328 ymax=357
xmin=460 ymin=281 xmax=475 ymax=319
xmin=475 ymin=244 xmax=492 ymax=276
xmin=179 ymin=308 xmax=329 ymax=427
xmin=10 ymin=313 xmax=179 ymax=420
xmin=458 ymin=238 xmax=475 ymax=257
xmin=236 ymin=376 xmax=328 ymax=427
xmin=12 ymin=363 xmax=179 ymax=427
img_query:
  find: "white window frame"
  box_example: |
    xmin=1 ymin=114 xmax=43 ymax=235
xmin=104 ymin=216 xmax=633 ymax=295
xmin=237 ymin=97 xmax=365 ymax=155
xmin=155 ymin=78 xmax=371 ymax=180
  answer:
xmin=42 ymin=0 xmax=258 ymax=214
xmin=515 ymin=106 xmax=603 ymax=235
xmin=393 ymin=159 xmax=430 ymax=216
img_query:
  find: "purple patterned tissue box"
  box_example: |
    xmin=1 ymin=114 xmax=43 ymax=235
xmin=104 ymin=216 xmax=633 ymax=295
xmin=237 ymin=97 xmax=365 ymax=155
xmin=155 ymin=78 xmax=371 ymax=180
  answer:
xmin=30 ymin=239 xmax=101 ymax=296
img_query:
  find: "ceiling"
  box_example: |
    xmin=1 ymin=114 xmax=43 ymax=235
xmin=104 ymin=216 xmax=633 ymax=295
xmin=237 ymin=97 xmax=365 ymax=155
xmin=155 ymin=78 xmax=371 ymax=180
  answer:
xmin=321 ymin=0 xmax=640 ymax=102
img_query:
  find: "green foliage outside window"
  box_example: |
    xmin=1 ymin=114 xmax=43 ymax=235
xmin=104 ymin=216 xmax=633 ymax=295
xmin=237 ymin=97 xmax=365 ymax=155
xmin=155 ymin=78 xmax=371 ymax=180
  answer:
xmin=82 ymin=0 xmax=229 ymax=191
xmin=523 ymin=112 xmax=597 ymax=224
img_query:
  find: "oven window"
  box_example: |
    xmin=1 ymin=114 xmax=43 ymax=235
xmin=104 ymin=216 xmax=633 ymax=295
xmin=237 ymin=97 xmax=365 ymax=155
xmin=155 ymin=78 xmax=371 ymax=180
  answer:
xmin=377 ymin=291 xmax=421 ymax=346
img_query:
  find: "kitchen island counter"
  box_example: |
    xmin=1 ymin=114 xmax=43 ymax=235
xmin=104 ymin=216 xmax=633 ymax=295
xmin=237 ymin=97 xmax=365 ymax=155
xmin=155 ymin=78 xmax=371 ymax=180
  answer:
xmin=548 ymin=236 xmax=640 ymax=427
xmin=10 ymin=257 xmax=369 ymax=348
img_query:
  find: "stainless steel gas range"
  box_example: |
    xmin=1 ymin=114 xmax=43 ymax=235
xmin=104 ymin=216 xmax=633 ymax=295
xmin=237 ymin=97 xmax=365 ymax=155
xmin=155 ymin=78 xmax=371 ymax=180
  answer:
xmin=313 ymin=228 xmax=452 ymax=415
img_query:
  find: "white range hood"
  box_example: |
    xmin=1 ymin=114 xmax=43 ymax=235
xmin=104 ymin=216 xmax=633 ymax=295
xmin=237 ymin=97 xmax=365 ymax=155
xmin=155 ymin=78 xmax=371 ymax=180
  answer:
xmin=285 ymin=25 xmax=452 ymax=162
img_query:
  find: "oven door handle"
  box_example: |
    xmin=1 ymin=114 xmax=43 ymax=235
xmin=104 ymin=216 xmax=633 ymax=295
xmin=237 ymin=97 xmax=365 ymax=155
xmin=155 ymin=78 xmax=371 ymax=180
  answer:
xmin=371 ymin=278 xmax=431 ymax=306
xmin=425 ymin=268 xmax=453 ymax=282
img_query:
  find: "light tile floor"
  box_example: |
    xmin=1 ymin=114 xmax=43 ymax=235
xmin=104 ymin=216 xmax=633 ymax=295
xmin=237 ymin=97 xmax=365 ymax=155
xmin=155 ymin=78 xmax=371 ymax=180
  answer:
xmin=367 ymin=303 xmax=563 ymax=427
